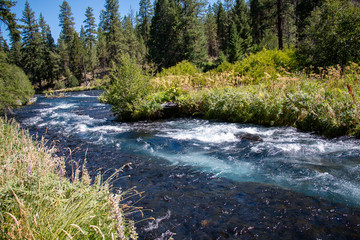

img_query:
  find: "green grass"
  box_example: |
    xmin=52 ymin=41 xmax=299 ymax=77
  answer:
xmin=0 ymin=118 xmax=140 ymax=239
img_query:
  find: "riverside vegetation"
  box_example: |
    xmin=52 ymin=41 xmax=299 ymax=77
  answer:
xmin=1 ymin=0 xmax=360 ymax=238
xmin=102 ymin=49 xmax=360 ymax=138
xmin=0 ymin=118 xmax=141 ymax=239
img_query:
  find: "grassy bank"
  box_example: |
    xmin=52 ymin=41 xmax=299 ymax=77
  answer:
xmin=0 ymin=118 xmax=139 ymax=239
xmin=102 ymin=50 xmax=360 ymax=138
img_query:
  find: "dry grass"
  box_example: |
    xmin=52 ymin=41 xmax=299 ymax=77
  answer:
xmin=0 ymin=117 xmax=141 ymax=239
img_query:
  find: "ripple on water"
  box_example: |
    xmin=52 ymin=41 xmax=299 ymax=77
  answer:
xmin=13 ymin=90 xmax=360 ymax=239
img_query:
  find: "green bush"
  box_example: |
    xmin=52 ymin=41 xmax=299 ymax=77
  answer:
xmin=68 ymin=75 xmax=79 ymax=88
xmin=211 ymin=48 xmax=297 ymax=84
xmin=54 ymin=80 xmax=66 ymax=90
xmin=157 ymin=60 xmax=199 ymax=77
xmin=0 ymin=52 xmax=34 ymax=111
xmin=101 ymin=54 xmax=151 ymax=121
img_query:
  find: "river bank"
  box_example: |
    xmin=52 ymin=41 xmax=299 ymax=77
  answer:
xmin=102 ymin=50 xmax=360 ymax=138
xmin=0 ymin=117 xmax=138 ymax=239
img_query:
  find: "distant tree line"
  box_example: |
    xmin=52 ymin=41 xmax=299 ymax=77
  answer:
xmin=0 ymin=0 xmax=359 ymax=90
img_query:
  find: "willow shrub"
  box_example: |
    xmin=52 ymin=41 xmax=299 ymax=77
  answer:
xmin=101 ymin=54 xmax=151 ymax=121
xmin=0 ymin=118 xmax=139 ymax=239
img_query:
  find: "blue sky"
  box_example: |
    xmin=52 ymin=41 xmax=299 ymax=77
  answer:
xmin=4 ymin=0 xmax=217 ymax=43
xmin=6 ymin=0 xmax=142 ymax=41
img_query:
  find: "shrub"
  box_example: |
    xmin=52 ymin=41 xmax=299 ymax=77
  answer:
xmin=0 ymin=52 xmax=34 ymax=111
xmin=54 ymin=80 xmax=66 ymax=90
xmin=211 ymin=48 xmax=297 ymax=84
xmin=157 ymin=60 xmax=199 ymax=77
xmin=101 ymin=54 xmax=151 ymax=121
xmin=68 ymin=75 xmax=79 ymax=88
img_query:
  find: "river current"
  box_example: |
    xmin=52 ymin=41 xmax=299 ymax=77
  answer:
xmin=14 ymin=90 xmax=360 ymax=239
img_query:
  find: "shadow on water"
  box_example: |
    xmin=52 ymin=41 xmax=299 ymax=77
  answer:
xmin=13 ymin=90 xmax=360 ymax=239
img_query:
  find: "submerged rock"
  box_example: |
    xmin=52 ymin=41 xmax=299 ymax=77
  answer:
xmin=161 ymin=102 xmax=179 ymax=118
xmin=236 ymin=133 xmax=263 ymax=142
xmin=27 ymin=97 xmax=37 ymax=105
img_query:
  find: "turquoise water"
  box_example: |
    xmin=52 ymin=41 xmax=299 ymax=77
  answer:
xmin=14 ymin=91 xmax=360 ymax=239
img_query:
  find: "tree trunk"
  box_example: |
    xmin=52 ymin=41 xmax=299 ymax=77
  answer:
xmin=277 ymin=0 xmax=284 ymax=50
xmin=81 ymin=54 xmax=88 ymax=86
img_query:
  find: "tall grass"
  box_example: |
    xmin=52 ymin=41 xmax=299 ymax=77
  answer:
xmin=0 ymin=118 xmax=140 ymax=239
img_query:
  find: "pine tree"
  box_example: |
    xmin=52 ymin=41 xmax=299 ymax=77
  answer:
xmin=39 ymin=13 xmax=59 ymax=87
xmin=123 ymin=15 xmax=146 ymax=63
xmin=0 ymin=0 xmax=20 ymax=43
xmin=180 ymin=0 xmax=208 ymax=65
xmin=58 ymin=0 xmax=76 ymax=74
xmin=102 ymin=0 xmax=124 ymax=64
xmin=138 ymin=0 xmax=153 ymax=44
xmin=228 ymin=19 xmax=243 ymax=62
xmin=69 ymin=32 xmax=85 ymax=83
xmin=97 ymin=25 xmax=108 ymax=69
xmin=148 ymin=0 xmax=181 ymax=69
xmin=295 ymin=0 xmax=323 ymax=41
xmin=250 ymin=0 xmax=265 ymax=45
xmin=231 ymin=0 xmax=252 ymax=54
xmin=204 ymin=4 xmax=219 ymax=58
xmin=21 ymin=1 xmax=43 ymax=87
xmin=83 ymin=7 xmax=98 ymax=80
xmin=59 ymin=0 xmax=75 ymax=43
xmin=83 ymin=6 xmax=97 ymax=48
xmin=216 ymin=2 xmax=228 ymax=54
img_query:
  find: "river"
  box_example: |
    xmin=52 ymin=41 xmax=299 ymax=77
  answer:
xmin=13 ymin=90 xmax=360 ymax=239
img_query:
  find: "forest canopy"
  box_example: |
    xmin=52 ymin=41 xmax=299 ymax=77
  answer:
xmin=0 ymin=0 xmax=359 ymax=91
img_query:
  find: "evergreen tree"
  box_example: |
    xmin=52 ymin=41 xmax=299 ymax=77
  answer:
xmin=180 ymin=0 xmax=208 ymax=65
xmin=138 ymin=0 xmax=153 ymax=44
xmin=39 ymin=13 xmax=59 ymax=87
xmin=9 ymin=40 xmax=22 ymax=66
xmin=102 ymin=0 xmax=124 ymax=64
xmin=21 ymin=1 xmax=43 ymax=87
xmin=148 ymin=0 xmax=181 ymax=69
xmin=96 ymin=26 xmax=108 ymax=69
xmin=123 ymin=15 xmax=146 ymax=63
xmin=0 ymin=35 xmax=9 ymax=52
xmin=216 ymin=2 xmax=228 ymax=54
xmin=59 ymin=0 xmax=75 ymax=43
xmin=295 ymin=0 xmax=323 ymax=41
xmin=298 ymin=0 xmax=360 ymax=67
xmin=58 ymin=0 xmax=75 ymax=74
xmin=204 ymin=4 xmax=219 ymax=58
xmin=231 ymin=0 xmax=252 ymax=54
xmin=250 ymin=0 xmax=265 ymax=45
xmin=83 ymin=7 xmax=98 ymax=80
xmin=0 ymin=0 xmax=20 ymax=43
xmin=83 ymin=6 xmax=97 ymax=48
xmin=228 ymin=19 xmax=243 ymax=62
xmin=69 ymin=32 xmax=85 ymax=82
xmin=79 ymin=25 xmax=86 ymax=43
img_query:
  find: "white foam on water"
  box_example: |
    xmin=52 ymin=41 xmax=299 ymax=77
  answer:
xmin=77 ymin=124 xmax=128 ymax=134
xmin=159 ymin=123 xmax=240 ymax=143
xmin=23 ymin=116 xmax=42 ymax=126
xmin=74 ymin=93 xmax=97 ymax=98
